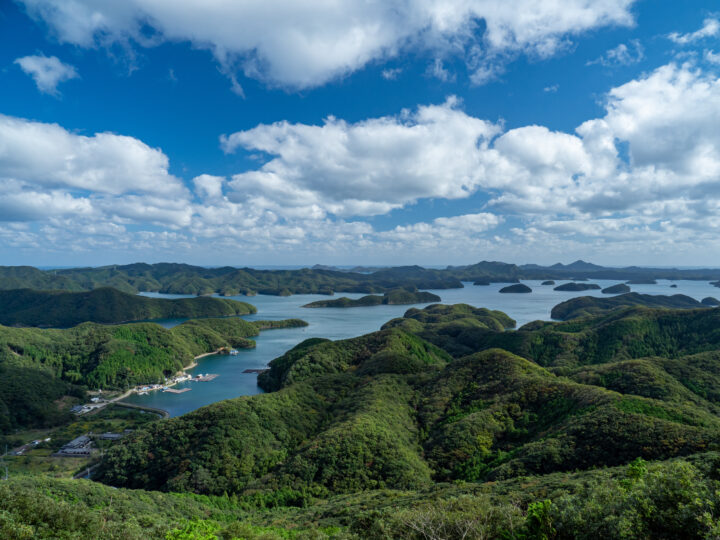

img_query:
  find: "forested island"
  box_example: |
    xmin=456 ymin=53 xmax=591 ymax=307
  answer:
xmin=602 ymin=283 xmax=631 ymax=294
xmin=303 ymin=288 xmax=440 ymax=308
xmin=553 ymin=282 xmax=601 ymax=291
xmin=551 ymin=293 xmax=705 ymax=320
xmin=0 ymin=287 xmax=256 ymax=327
xmin=499 ymin=283 xmax=532 ymax=293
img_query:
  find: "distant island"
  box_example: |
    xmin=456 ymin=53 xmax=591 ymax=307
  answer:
xmin=554 ymin=282 xmax=601 ymax=292
xmin=499 ymin=283 xmax=532 ymax=293
xmin=541 ymin=280 xmax=555 ymax=285
xmin=602 ymin=283 xmax=631 ymax=294
xmin=702 ymin=297 xmax=720 ymax=306
xmin=303 ymin=288 xmax=440 ymax=308
xmin=4 ymin=259 xmax=720 ymax=297
xmin=0 ymin=287 xmax=256 ymax=327
xmin=551 ymin=292 xmax=705 ymax=320
xmin=626 ymin=279 xmax=657 ymax=285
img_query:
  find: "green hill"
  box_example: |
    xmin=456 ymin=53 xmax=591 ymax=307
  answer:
xmin=0 ymin=317 xmax=307 ymax=437
xmin=95 ymin=306 xmax=720 ymax=500
xmin=302 ymin=288 xmax=440 ymax=308
xmin=0 ymin=287 xmax=257 ymax=327
xmin=550 ymin=292 xmax=704 ymax=320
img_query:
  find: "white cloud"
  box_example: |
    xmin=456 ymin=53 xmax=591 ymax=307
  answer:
xmin=0 ymin=114 xmax=185 ymax=196
xmin=587 ymin=40 xmax=644 ymax=67
xmin=544 ymin=84 xmax=559 ymax=93
xmin=427 ymin=58 xmax=454 ymax=82
xmin=193 ymin=174 xmax=225 ymax=200
xmin=381 ymin=67 xmax=402 ymax=80
xmin=14 ymin=54 xmax=78 ymax=95
xmin=221 ymin=96 xmax=500 ymax=217
xmin=7 ymin=60 xmax=720 ymax=264
xmin=669 ymin=17 xmax=720 ymax=45
xmin=18 ymin=0 xmax=637 ymax=89
xmin=706 ymin=50 xmax=720 ymax=64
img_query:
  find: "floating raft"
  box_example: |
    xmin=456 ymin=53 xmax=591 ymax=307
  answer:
xmin=242 ymin=368 xmax=269 ymax=374
xmin=163 ymin=387 xmax=191 ymax=394
xmin=194 ymin=374 xmax=219 ymax=381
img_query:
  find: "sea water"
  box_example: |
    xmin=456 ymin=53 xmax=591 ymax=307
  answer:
xmin=123 ymin=279 xmax=720 ymax=416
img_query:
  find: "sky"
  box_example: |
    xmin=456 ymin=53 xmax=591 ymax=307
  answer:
xmin=1 ymin=1 xmax=720 ymax=268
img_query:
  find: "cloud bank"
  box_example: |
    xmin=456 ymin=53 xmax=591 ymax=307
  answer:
xmin=3 ymin=59 xmax=720 ymax=263
xmin=19 ymin=0 xmax=637 ymax=89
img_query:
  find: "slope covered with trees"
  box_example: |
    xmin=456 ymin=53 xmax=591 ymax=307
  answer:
xmin=0 ymin=287 xmax=256 ymax=327
xmin=0 ymin=317 xmax=306 ymax=438
xmin=95 ymin=305 xmax=720 ymax=502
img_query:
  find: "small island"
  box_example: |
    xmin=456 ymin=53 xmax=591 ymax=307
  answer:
xmin=302 ymin=288 xmax=440 ymax=308
xmin=541 ymin=280 xmax=555 ymax=285
xmin=627 ymin=279 xmax=657 ymax=285
xmin=473 ymin=280 xmax=490 ymax=286
xmin=702 ymin=297 xmax=720 ymax=306
xmin=602 ymin=283 xmax=631 ymax=295
xmin=554 ymin=282 xmax=601 ymax=292
xmin=551 ymin=292 xmax=705 ymax=320
xmin=499 ymin=283 xmax=532 ymax=293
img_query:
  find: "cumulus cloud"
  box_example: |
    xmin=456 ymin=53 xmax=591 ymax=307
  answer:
xmin=221 ymin=97 xmax=500 ymax=217
xmin=18 ymin=0 xmax=637 ymax=89
xmin=0 ymin=114 xmax=185 ymax=196
xmin=669 ymin=17 xmax=720 ymax=45
xmin=14 ymin=54 xmax=78 ymax=95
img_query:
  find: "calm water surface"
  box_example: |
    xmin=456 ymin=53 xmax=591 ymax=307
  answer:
xmin=125 ymin=280 xmax=720 ymax=416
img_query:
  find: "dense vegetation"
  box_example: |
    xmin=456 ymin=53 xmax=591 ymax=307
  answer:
xmin=302 ymin=288 xmax=440 ymax=308
xmin=0 ymin=263 xmax=461 ymax=296
xmin=550 ymin=292 xmax=704 ymax=320
xmin=0 ymin=287 xmax=256 ymax=327
xmin=0 ymin=317 xmax=306 ymax=438
xmin=7 ymin=302 xmax=720 ymax=536
xmin=94 ymin=304 xmax=720 ymax=508
xmin=6 ymin=452 xmax=720 ymax=538
xmin=4 ymin=260 xmax=720 ymax=296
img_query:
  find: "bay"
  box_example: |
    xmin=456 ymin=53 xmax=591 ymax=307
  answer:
xmin=123 ymin=279 xmax=720 ymax=416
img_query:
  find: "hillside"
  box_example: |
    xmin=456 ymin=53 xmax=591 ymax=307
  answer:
xmin=0 ymin=287 xmax=256 ymax=327
xmin=6 ymin=453 xmax=720 ymax=538
xmin=0 ymin=316 xmax=307 ymax=438
xmin=95 ymin=305 xmax=720 ymax=501
xmin=550 ymin=292 xmax=705 ymax=320
xmin=302 ymin=288 xmax=440 ymax=308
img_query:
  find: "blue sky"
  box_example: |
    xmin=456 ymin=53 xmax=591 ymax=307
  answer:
xmin=1 ymin=0 xmax=719 ymax=267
